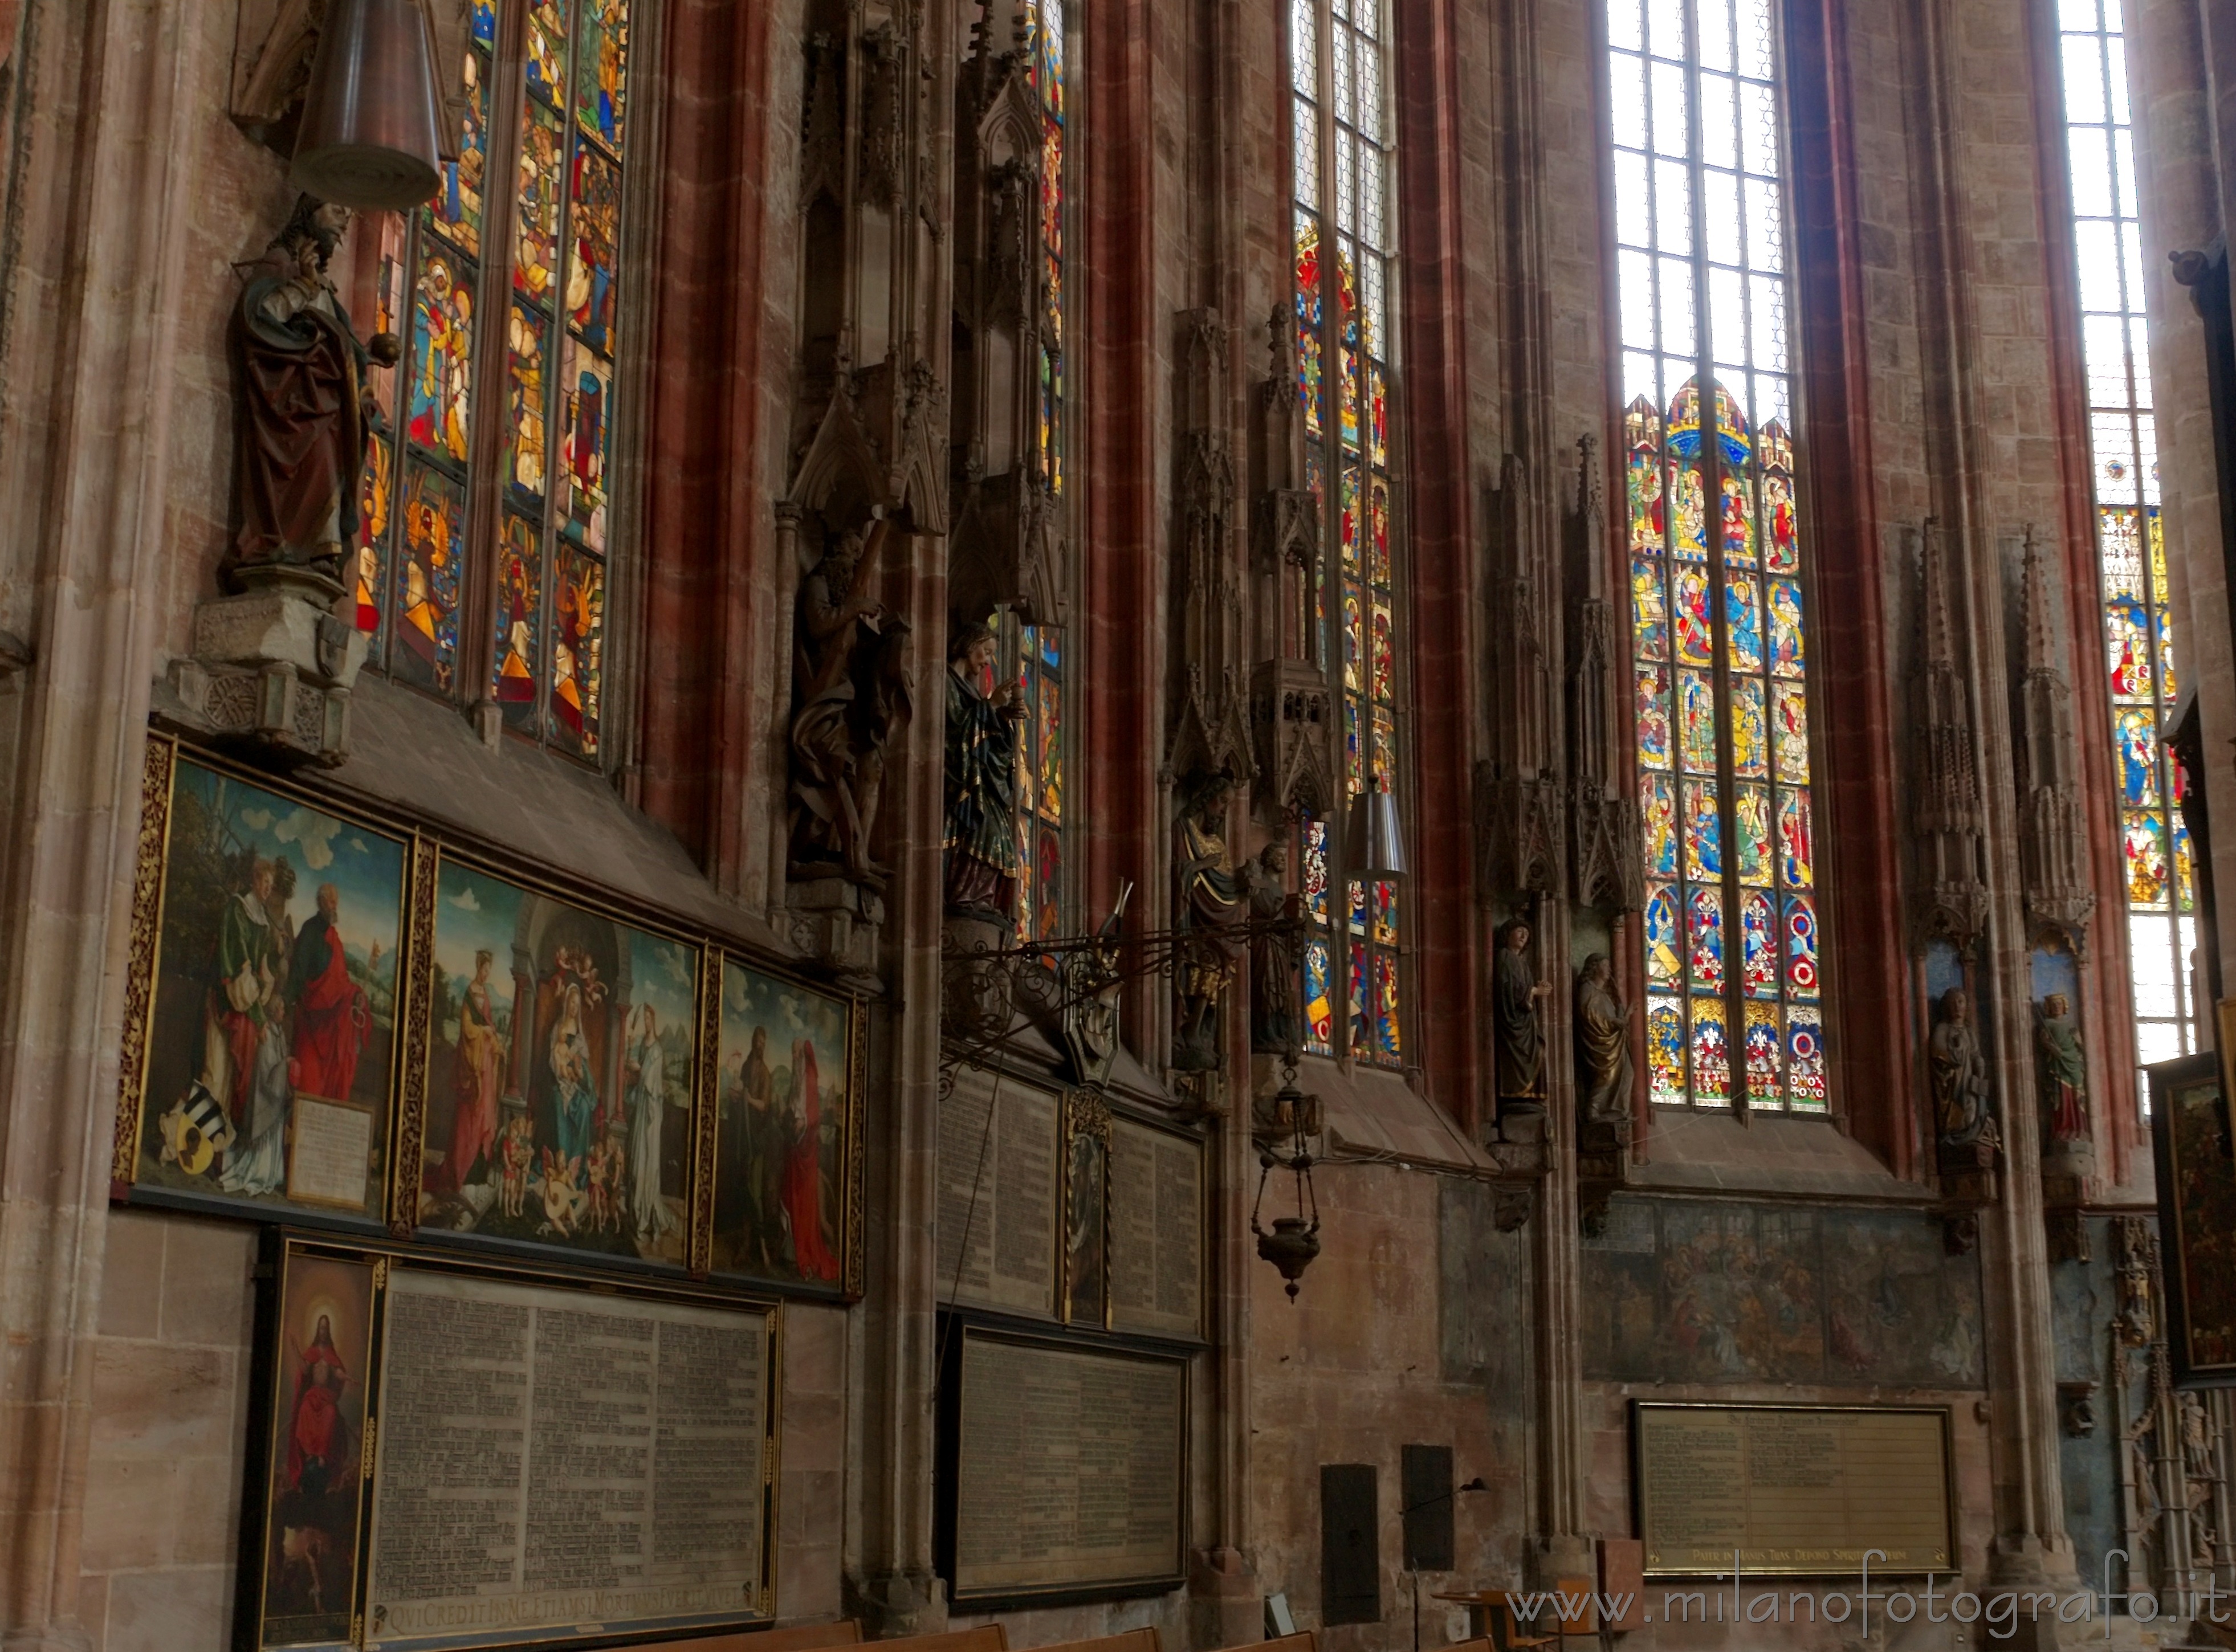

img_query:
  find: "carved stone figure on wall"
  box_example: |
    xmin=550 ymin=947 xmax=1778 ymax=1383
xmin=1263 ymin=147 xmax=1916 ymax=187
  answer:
xmin=1245 ymin=844 xmax=1300 ymax=1058
xmin=1495 ymin=920 xmax=1550 ymax=1104
xmin=1575 ymin=953 xmax=1632 ymax=1127
xmin=1929 ymin=988 xmax=1998 ymax=1154
xmin=2034 ymin=993 xmax=2091 ymax=1147
xmin=1173 ymin=770 xmax=1245 ymax=1072
xmin=943 ymin=620 xmax=1025 ymax=921
xmin=790 ymin=515 xmax=914 ymax=889
xmin=230 ymin=195 xmax=401 ymax=595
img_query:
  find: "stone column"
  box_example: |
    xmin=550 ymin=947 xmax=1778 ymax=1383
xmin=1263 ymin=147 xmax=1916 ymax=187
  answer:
xmin=0 ymin=0 xmax=205 ymax=1644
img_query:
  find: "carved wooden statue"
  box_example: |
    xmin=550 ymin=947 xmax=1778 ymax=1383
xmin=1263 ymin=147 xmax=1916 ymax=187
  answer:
xmin=1245 ymin=844 xmax=1301 ymax=1058
xmin=1494 ymin=919 xmax=1550 ymax=1104
xmin=1929 ymin=988 xmax=1998 ymax=1155
xmin=942 ymin=619 xmax=1024 ymax=921
xmin=230 ymin=195 xmax=400 ymax=594
xmin=1574 ymin=952 xmax=1632 ymax=1127
xmin=2034 ymin=992 xmax=2090 ymax=1147
xmin=789 ymin=515 xmax=913 ymax=888
xmin=1172 ymin=769 xmax=1245 ymax=1071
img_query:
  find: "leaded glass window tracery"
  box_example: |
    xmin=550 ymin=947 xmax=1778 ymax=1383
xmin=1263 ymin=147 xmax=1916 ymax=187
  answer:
xmin=1608 ymin=0 xmax=1824 ymax=1111
xmin=357 ymin=0 xmax=635 ymax=762
xmin=1290 ymin=0 xmax=1402 ymax=1068
xmin=2055 ymin=0 xmax=2195 ymax=1097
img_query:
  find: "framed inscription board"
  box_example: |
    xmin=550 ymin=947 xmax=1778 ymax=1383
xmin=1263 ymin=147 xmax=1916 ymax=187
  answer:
xmin=935 ymin=1067 xmax=1060 ymax=1318
xmin=942 ymin=1328 xmax=1187 ymax=1604
xmin=243 ymin=1235 xmax=779 ymax=1652
xmin=2151 ymin=1050 xmax=2236 ymax=1386
xmin=1107 ymin=1117 xmax=1203 ymax=1340
xmin=1632 ymin=1403 xmax=1953 ymax=1576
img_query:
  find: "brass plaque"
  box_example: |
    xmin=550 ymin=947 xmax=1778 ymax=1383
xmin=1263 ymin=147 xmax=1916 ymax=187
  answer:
xmin=1634 ymin=1403 xmax=1953 ymax=1575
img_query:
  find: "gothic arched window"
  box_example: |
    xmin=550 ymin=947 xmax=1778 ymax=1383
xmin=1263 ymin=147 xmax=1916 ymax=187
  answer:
xmin=1607 ymin=0 xmax=1826 ymax=1110
xmin=355 ymin=0 xmax=639 ymax=764
xmin=2054 ymin=0 xmax=2195 ymax=1088
xmin=1289 ymin=0 xmax=1403 ymax=1069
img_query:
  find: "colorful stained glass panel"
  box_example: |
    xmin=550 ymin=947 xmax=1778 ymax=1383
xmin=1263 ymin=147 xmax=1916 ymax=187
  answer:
xmin=405 ymin=255 xmax=475 ymax=463
xmin=1689 ymin=996 xmax=1732 ymax=1102
xmin=1684 ymin=777 xmax=1723 ymax=879
xmin=1636 ymin=664 xmax=1673 ymax=770
xmin=550 ymin=546 xmax=605 ymax=755
xmin=1783 ymin=893 xmax=1819 ymax=997
xmin=493 ymin=512 xmax=544 ymax=728
xmin=507 ymin=301 xmax=551 ymax=504
xmin=1768 ymin=578 xmax=1805 ymax=678
xmin=1735 ymin=782 xmax=1771 ymax=886
xmin=1743 ymin=1001 xmax=1782 ymax=1102
xmin=515 ymin=101 xmax=564 ymax=305
xmin=559 ymin=334 xmax=613 ymax=550
xmin=1643 ymin=772 xmax=1678 ymax=878
xmin=1679 ymin=670 xmax=1717 ymax=773
xmin=394 ymin=463 xmax=465 ymax=691
xmin=1674 ymin=566 xmax=1714 ymax=665
xmin=1731 ymin=676 xmax=1767 ymax=778
xmin=567 ymin=138 xmax=621 ymax=352
xmin=1632 ymin=556 xmax=1670 ymax=660
xmin=432 ymin=49 xmax=489 ymax=258
xmin=1646 ymin=884 xmax=1683 ymax=987
xmin=1647 ymin=997 xmax=1686 ymax=1102
xmin=1773 ymin=680 xmax=1809 ymax=782
xmin=1777 ymin=786 xmax=1813 ymax=888
xmin=576 ymin=0 xmax=629 ymax=151
xmin=1741 ymin=891 xmax=1777 ymax=997
xmin=1725 ymin=574 xmax=1763 ymax=671
xmin=1688 ymin=887 xmax=1726 ymax=993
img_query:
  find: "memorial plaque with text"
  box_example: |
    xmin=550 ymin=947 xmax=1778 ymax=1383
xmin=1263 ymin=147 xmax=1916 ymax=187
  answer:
xmin=1634 ymin=1404 xmax=1952 ymax=1575
xmin=358 ymin=1265 xmax=775 ymax=1648
xmin=936 ymin=1068 xmax=1060 ymax=1317
xmin=951 ymin=1331 xmax=1186 ymax=1600
xmin=1108 ymin=1119 xmax=1203 ymax=1340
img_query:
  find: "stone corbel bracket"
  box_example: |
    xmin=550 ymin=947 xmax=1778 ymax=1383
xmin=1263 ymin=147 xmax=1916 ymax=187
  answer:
xmin=166 ymin=589 xmax=366 ymax=766
xmin=231 ymin=0 xmax=471 ymax=158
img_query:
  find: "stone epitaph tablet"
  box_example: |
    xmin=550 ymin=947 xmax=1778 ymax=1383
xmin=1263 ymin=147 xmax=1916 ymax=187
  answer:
xmin=952 ymin=1331 xmax=1187 ymax=1599
xmin=1108 ymin=1119 xmax=1203 ymax=1340
xmin=1634 ymin=1403 xmax=1953 ymax=1575
xmin=363 ymin=1268 xmax=772 ymax=1648
xmin=936 ymin=1067 xmax=1060 ymax=1317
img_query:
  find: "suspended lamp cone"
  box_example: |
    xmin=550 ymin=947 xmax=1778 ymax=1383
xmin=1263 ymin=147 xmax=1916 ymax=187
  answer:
xmin=291 ymin=0 xmax=444 ymax=211
xmin=1345 ymin=784 xmax=1408 ymax=881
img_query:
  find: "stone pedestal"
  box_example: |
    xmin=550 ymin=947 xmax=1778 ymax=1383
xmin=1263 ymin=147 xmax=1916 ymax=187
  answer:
xmin=166 ymin=588 xmax=366 ymax=765
xmin=842 ymin=1569 xmax=947 ymax=1640
xmin=1189 ymin=1547 xmax=1262 ymax=1651
xmin=787 ymin=877 xmax=885 ymax=976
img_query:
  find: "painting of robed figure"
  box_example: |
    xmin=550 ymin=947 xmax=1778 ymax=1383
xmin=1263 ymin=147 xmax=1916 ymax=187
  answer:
xmin=252 ymin=1246 xmax=374 ymax=1650
xmin=121 ymin=744 xmax=405 ymax=1226
xmin=417 ymin=858 xmax=696 ymax=1268
xmin=710 ymin=957 xmax=859 ymax=1291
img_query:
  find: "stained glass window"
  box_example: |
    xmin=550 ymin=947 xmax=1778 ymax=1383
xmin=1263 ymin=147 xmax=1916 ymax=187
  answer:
xmin=2056 ymin=0 xmax=2194 ymax=1096
xmin=1608 ymin=0 xmax=1824 ymax=1111
xmin=1004 ymin=0 xmax=1070 ymax=947
xmin=1289 ymin=0 xmax=1402 ymax=1068
xmin=358 ymin=0 xmax=633 ymax=761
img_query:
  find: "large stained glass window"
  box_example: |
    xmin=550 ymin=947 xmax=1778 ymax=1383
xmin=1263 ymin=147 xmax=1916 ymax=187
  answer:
xmin=2056 ymin=0 xmax=2195 ymax=1091
xmin=357 ymin=0 xmax=634 ymax=762
xmin=1005 ymin=0 xmax=1069 ymax=947
xmin=1289 ymin=0 xmax=1402 ymax=1068
xmin=1608 ymin=0 xmax=1824 ymax=1111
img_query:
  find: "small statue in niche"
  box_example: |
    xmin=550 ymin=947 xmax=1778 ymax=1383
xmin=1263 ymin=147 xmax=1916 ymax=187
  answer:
xmin=230 ymin=195 xmax=401 ymax=594
xmin=942 ymin=619 xmax=1025 ymax=921
xmin=1929 ymin=988 xmax=2000 ymax=1155
xmin=1172 ymin=769 xmax=1245 ymax=1072
xmin=1574 ymin=952 xmax=1634 ymax=1127
xmin=1494 ymin=919 xmax=1550 ymax=1104
xmin=1245 ymin=843 xmax=1301 ymax=1058
xmin=2034 ymin=992 xmax=2091 ymax=1147
xmin=789 ymin=514 xmax=913 ymax=889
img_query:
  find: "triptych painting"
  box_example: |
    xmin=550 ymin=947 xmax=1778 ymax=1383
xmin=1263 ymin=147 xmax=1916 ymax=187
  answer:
xmin=114 ymin=737 xmax=864 ymax=1297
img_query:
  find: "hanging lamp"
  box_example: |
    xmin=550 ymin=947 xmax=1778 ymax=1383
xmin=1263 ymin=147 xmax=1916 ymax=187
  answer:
xmin=291 ymin=0 xmax=444 ymax=211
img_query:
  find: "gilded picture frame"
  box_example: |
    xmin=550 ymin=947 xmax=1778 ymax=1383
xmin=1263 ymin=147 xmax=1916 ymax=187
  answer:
xmin=113 ymin=736 xmax=417 ymax=1233
xmin=2150 ymin=1050 xmax=2236 ymax=1387
xmin=698 ymin=949 xmax=869 ymax=1299
xmin=241 ymin=1232 xmax=784 ymax=1652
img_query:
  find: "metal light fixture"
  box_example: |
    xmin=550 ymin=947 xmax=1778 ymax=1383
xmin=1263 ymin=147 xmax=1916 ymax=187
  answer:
xmin=1346 ymin=780 xmax=1407 ymax=881
xmin=1251 ymin=1064 xmax=1322 ymax=1300
xmin=291 ymin=0 xmax=444 ymax=211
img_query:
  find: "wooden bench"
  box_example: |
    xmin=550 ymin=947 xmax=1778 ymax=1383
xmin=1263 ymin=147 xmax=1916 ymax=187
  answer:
xmin=1029 ymin=1630 xmax=1162 ymax=1652
xmin=1255 ymin=1633 xmax=1317 ymax=1652
xmin=631 ymin=1620 xmax=862 ymax=1652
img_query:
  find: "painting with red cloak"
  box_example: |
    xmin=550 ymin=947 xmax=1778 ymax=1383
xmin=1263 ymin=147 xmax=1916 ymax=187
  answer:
xmin=708 ymin=956 xmax=861 ymax=1293
xmin=253 ymin=1245 xmax=374 ymax=1649
xmin=118 ymin=742 xmax=406 ymax=1228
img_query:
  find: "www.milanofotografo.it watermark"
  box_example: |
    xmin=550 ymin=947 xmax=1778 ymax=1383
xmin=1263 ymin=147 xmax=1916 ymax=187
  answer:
xmin=1504 ymin=1550 xmax=2213 ymax=1638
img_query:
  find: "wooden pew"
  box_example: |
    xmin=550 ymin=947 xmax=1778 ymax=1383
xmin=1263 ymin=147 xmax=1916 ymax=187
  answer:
xmin=630 ymin=1620 xmax=862 ymax=1652
xmin=1255 ymin=1632 xmax=1318 ymax=1652
xmin=1029 ymin=1630 xmax=1162 ymax=1652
